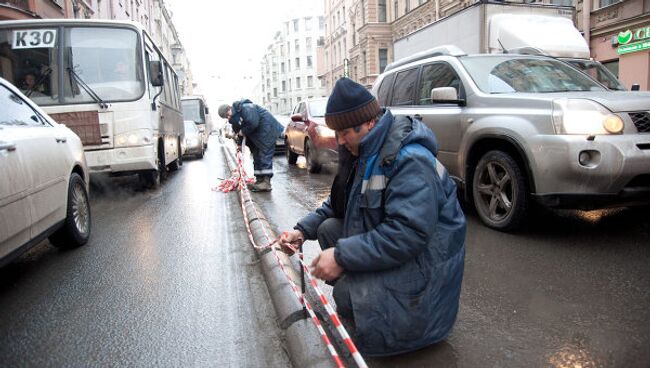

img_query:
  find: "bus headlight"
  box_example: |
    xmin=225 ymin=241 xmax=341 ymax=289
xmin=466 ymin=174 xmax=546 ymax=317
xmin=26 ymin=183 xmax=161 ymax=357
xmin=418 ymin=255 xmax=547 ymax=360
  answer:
xmin=316 ymin=125 xmax=336 ymax=138
xmin=115 ymin=129 xmax=153 ymax=147
xmin=552 ymin=98 xmax=624 ymax=135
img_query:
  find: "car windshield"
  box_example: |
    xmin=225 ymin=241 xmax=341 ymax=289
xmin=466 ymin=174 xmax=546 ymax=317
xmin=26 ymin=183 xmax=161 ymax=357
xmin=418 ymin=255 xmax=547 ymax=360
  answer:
xmin=184 ymin=121 xmax=198 ymax=133
xmin=460 ymin=56 xmax=606 ymax=94
xmin=562 ymin=59 xmax=626 ymax=91
xmin=308 ymin=99 xmax=327 ymax=117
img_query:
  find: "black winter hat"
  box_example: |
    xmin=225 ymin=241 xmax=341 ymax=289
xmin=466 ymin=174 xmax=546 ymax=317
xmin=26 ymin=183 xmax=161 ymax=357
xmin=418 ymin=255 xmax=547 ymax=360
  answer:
xmin=325 ymin=77 xmax=381 ymax=131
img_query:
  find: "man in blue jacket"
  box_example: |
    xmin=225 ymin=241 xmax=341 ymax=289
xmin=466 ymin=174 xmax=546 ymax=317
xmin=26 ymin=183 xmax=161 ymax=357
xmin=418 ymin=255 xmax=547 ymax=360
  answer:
xmin=280 ymin=78 xmax=466 ymax=356
xmin=218 ymin=99 xmax=284 ymax=191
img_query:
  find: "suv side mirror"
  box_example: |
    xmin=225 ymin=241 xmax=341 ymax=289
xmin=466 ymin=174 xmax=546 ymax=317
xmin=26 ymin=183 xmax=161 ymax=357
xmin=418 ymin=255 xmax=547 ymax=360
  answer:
xmin=431 ymin=87 xmax=458 ymax=101
xmin=149 ymin=61 xmax=164 ymax=87
xmin=205 ymin=107 xmax=209 ymax=114
xmin=291 ymin=113 xmax=303 ymax=122
xmin=631 ymin=83 xmax=640 ymax=91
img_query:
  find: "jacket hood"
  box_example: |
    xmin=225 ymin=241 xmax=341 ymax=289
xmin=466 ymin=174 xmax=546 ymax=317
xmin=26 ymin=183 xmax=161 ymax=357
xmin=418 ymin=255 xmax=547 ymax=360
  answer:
xmin=360 ymin=110 xmax=439 ymax=165
xmin=232 ymin=98 xmax=253 ymax=112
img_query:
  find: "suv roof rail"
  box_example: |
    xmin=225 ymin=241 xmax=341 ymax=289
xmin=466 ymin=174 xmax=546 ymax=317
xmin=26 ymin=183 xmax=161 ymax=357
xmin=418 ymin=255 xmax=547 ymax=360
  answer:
xmin=384 ymin=45 xmax=466 ymax=72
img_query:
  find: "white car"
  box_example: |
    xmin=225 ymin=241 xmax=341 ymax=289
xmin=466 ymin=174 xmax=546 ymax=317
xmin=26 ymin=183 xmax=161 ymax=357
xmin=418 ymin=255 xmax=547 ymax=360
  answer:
xmin=0 ymin=77 xmax=91 ymax=267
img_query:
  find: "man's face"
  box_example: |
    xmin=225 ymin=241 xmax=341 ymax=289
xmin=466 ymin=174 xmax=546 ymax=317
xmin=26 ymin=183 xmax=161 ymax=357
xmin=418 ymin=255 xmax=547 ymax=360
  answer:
xmin=226 ymin=108 xmax=232 ymax=120
xmin=336 ymin=120 xmax=374 ymax=156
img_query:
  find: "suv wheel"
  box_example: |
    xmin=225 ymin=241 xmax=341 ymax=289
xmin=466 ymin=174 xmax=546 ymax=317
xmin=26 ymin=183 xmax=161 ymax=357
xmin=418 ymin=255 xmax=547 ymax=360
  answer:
xmin=286 ymin=139 xmax=298 ymax=165
xmin=472 ymin=150 xmax=527 ymax=231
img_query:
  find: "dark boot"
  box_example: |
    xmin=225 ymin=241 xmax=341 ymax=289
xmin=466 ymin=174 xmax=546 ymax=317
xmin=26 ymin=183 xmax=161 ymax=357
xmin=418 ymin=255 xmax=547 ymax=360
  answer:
xmin=250 ymin=176 xmax=272 ymax=192
xmin=247 ymin=175 xmax=261 ymax=190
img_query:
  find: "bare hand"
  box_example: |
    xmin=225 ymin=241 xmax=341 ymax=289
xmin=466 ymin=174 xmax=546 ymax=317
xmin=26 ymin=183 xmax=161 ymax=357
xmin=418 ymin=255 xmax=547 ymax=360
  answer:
xmin=277 ymin=230 xmax=304 ymax=255
xmin=311 ymin=248 xmax=343 ymax=281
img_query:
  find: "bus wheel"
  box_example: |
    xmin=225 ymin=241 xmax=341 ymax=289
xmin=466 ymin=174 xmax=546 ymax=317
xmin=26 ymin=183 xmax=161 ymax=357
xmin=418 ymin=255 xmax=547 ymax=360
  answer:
xmin=170 ymin=138 xmax=181 ymax=171
xmin=139 ymin=169 xmax=160 ymax=189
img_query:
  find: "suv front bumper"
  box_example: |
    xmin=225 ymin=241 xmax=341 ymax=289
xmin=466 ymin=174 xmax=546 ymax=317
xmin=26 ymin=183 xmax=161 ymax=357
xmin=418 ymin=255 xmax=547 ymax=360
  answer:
xmin=529 ymin=134 xmax=650 ymax=209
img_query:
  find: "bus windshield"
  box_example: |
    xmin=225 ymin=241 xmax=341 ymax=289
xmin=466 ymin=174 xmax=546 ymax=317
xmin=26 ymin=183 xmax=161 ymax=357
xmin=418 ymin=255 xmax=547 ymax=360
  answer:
xmin=182 ymin=99 xmax=205 ymax=124
xmin=0 ymin=25 xmax=144 ymax=105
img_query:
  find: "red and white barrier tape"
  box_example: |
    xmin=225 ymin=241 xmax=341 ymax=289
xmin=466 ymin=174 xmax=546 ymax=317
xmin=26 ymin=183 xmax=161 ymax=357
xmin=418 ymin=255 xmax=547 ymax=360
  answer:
xmin=218 ymin=141 xmax=368 ymax=368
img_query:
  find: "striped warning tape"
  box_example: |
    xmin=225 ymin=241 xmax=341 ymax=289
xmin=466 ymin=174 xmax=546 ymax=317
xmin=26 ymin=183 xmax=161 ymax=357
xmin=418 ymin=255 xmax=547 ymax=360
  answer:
xmin=218 ymin=142 xmax=359 ymax=367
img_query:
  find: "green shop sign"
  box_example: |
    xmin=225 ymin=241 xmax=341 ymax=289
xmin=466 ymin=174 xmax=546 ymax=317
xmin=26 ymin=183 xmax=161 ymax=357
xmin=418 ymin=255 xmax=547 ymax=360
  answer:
xmin=617 ymin=26 xmax=650 ymax=55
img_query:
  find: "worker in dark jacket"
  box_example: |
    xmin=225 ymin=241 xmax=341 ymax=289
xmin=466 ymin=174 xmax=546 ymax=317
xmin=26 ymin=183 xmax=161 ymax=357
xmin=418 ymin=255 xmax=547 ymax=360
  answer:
xmin=280 ymin=78 xmax=466 ymax=356
xmin=218 ymin=99 xmax=284 ymax=191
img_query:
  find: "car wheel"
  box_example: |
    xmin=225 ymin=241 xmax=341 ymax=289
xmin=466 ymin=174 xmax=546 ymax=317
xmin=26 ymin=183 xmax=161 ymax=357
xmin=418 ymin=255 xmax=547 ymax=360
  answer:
xmin=286 ymin=139 xmax=298 ymax=165
xmin=198 ymin=145 xmax=204 ymax=159
xmin=305 ymin=140 xmax=322 ymax=174
xmin=169 ymin=138 xmax=181 ymax=171
xmin=472 ymin=150 xmax=527 ymax=231
xmin=49 ymin=173 xmax=91 ymax=248
xmin=139 ymin=143 xmax=165 ymax=189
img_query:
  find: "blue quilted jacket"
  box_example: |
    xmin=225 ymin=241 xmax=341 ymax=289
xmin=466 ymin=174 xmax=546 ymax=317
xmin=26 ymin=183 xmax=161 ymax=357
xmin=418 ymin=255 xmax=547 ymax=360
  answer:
xmin=296 ymin=110 xmax=466 ymax=356
xmin=228 ymin=99 xmax=283 ymax=150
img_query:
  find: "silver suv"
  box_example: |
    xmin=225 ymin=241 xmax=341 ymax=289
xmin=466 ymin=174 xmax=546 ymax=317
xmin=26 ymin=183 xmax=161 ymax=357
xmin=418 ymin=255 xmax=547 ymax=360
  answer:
xmin=371 ymin=46 xmax=650 ymax=231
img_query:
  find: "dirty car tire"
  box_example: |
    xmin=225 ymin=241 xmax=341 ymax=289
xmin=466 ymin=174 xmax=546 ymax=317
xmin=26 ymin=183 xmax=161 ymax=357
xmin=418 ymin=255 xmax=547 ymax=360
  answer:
xmin=49 ymin=173 xmax=91 ymax=248
xmin=305 ymin=140 xmax=322 ymax=174
xmin=472 ymin=150 xmax=527 ymax=231
xmin=286 ymin=139 xmax=298 ymax=165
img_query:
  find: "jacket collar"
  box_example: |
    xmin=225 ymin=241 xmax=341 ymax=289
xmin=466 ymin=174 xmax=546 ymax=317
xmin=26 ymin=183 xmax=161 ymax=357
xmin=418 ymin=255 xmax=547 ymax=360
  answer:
xmin=358 ymin=109 xmax=392 ymax=160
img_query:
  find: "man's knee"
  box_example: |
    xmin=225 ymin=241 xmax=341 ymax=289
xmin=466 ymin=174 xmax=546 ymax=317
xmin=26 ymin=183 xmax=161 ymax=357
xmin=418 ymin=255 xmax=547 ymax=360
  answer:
xmin=317 ymin=218 xmax=343 ymax=250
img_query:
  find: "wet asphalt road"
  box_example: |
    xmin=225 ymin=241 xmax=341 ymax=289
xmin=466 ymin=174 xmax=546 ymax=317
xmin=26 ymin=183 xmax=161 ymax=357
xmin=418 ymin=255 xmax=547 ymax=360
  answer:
xmin=259 ymin=146 xmax=650 ymax=368
xmin=1 ymin=135 xmax=649 ymax=367
xmin=0 ymin=137 xmax=290 ymax=367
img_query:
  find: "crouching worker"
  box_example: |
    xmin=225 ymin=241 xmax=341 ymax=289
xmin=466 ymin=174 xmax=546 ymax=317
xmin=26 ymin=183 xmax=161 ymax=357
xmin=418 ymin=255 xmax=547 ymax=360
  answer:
xmin=279 ymin=78 xmax=466 ymax=357
xmin=218 ymin=100 xmax=284 ymax=192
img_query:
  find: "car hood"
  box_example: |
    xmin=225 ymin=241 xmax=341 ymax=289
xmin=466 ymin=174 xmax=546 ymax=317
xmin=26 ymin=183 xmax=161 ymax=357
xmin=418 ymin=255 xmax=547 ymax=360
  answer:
xmin=312 ymin=116 xmax=326 ymax=126
xmin=487 ymin=91 xmax=650 ymax=113
xmin=581 ymin=91 xmax=650 ymax=113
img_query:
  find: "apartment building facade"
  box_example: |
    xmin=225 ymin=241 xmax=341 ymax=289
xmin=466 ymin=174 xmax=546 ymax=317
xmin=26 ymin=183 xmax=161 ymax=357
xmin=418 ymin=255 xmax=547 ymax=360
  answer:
xmin=260 ymin=14 xmax=327 ymax=114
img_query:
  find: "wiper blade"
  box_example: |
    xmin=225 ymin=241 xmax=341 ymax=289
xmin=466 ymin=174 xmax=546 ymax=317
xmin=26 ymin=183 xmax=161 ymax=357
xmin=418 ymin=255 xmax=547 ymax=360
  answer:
xmin=67 ymin=67 xmax=109 ymax=109
xmin=25 ymin=67 xmax=52 ymax=98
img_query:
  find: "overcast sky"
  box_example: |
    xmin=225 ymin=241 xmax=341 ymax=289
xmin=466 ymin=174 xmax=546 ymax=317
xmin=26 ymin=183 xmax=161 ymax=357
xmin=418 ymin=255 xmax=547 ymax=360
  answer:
xmin=165 ymin=0 xmax=323 ymax=107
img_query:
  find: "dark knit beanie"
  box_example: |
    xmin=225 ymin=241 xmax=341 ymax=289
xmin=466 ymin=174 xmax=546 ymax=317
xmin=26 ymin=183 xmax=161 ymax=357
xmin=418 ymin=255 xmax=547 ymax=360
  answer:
xmin=218 ymin=104 xmax=231 ymax=119
xmin=325 ymin=77 xmax=382 ymax=131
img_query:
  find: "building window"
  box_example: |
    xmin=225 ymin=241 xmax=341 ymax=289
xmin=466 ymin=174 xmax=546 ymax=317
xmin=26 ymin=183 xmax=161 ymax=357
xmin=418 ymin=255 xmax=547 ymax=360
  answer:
xmin=295 ymin=39 xmax=300 ymax=53
xmin=282 ymin=81 xmax=286 ymax=91
xmin=405 ymin=0 xmax=410 ymax=13
xmin=296 ymin=77 xmax=301 ymax=89
xmin=379 ymin=48 xmax=388 ymax=73
xmin=306 ymin=37 xmax=312 ymax=52
xmin=549 ymin=0 xmax=572 ymax=5
xmin=295 ymin=57 xmax=300 ymax=69
xmin=308 ymin=76 xmax=314 ymax=87
xmin=394 ymin=1 xmax=399 ymax=19
xmin=361 ymin=0 xmax=366 ymax=24
xmin=305 ymin=17 xmax=312 ymax=31
xmin=307 ymin=56 xmax=313 ymax=68
xmin=273 ymin=87 xmax=278 ymax=97
xmin=319 ymin=16 xmax=325 ymax=30
xmin=288 ymin=60 xmax=291 ymax=72
xmin=293 ymin=19 xmax=299 ymax=32
xmin=281 ymin=62 xmax=285 ymax=73
xmin=378 ymin=0 xmax=387 ymax=22
xmin=598 ymin=0 xmax=618 ymax=7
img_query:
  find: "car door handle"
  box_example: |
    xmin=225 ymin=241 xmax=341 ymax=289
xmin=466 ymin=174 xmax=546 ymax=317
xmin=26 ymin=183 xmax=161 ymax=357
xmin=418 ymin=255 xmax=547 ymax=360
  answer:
xmin=413 ymin=114 xmax=422 ymax=120
xmin=0 ymin=141 xmax=16 ymax=151
xmin=55 ymin=137 xmax=67 ymax=143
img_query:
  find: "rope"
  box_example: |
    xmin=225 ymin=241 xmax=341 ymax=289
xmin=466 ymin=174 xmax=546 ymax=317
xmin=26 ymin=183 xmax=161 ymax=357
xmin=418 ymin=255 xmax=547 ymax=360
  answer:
xmin=218 ymin=140 xmax=368 ymax=367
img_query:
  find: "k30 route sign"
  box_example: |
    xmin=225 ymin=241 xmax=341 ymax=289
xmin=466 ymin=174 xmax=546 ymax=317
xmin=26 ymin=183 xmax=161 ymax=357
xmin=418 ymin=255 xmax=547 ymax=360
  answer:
xmin=12 ymin=29 xmax=58 ymax=49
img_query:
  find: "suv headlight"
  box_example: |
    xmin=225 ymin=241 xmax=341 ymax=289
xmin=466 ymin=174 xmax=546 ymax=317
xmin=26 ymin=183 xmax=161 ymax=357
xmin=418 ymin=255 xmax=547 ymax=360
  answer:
xmin=115 ymin=129 xmax=153 ymax=147
xmin=552 ymin=98 xmax=624 ymax=135
xmin=316 ymin=125 xmax=336 ymax=138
